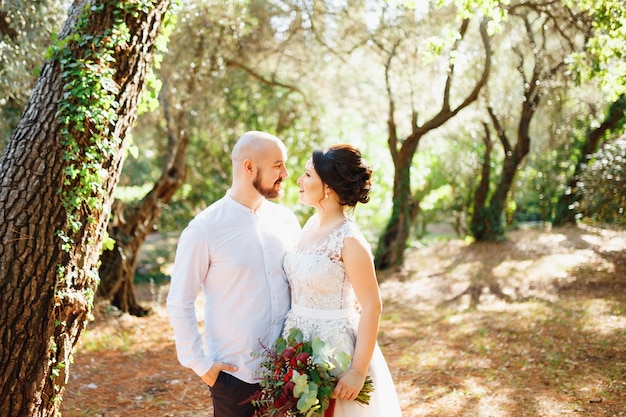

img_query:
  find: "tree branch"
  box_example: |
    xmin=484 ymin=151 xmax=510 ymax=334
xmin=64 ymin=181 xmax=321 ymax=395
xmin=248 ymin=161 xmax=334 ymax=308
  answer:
xmin=224 ymin=58 xmax=304 ymax=96
xmin=420 ymin=17 xmax=492 ymax=133
xmin=486 ymin=105 xmax=511 ymax=153
xmin=442 ymin=19 xmax=470 ymax=113
xmin=383 ymin=39 xmax=402 ymax=164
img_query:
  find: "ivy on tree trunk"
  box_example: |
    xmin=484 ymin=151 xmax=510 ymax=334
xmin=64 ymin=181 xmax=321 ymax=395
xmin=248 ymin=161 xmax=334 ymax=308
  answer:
xmin=0 ymin=1 xmax=171 ymax=415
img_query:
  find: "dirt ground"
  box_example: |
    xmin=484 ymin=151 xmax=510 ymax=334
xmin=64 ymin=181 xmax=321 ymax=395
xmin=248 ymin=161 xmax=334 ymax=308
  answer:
xmin=60 ymin=223 xmax=626 ymax=417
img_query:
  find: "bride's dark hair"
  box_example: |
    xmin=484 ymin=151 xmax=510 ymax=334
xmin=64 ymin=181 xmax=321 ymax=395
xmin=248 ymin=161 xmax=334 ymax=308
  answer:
xmin=312 ymin=144 xmax=372 ymax=207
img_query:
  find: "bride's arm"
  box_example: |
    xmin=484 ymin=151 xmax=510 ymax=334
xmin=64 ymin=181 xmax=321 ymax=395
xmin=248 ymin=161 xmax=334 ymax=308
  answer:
xmin=334 ymin=236 xmax=383 ymax=401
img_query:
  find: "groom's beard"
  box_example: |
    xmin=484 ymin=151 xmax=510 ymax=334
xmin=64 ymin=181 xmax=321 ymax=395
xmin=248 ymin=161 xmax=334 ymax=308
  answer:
xmin=253 ymin=169 xmax=283 ymax=200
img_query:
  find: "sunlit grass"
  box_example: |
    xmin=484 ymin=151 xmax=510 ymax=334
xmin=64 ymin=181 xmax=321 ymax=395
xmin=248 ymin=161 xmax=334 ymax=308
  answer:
xmin=80 ymin=328 xmax=133 ymax=353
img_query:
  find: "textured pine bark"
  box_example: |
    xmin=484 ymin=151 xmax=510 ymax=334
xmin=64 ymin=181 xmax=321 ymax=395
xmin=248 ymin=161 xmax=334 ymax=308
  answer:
xmin=0 ymin=0 xmax=171 ymax=415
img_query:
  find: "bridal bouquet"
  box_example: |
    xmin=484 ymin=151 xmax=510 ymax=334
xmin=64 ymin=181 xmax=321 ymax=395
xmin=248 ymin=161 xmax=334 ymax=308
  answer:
xmin=246 ymin=328 xmax=374 ymax=417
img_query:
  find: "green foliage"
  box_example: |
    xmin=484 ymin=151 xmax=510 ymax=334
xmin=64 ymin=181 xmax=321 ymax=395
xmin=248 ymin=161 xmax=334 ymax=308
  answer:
xmin=515 ymin=149 xmax=569 ymax=223
xmin=136 ymin=2 xmax=177 ymax=116
xmin=7 ymin=0 xmax=624 ymax=262
xmin=47 ymin=0 xmax=179 ymax=237
xmin=567 ymin=0 xmax=626 ymax=99
xmin=579 ymin=136 xmax=626 ymax=224
xmin=48 ymin=2 xmax=129 ymax=239
xmin=409 ymin=151 xmax=459 ymax=238
xmin=114 ymin=184 xmax=154 ymax=202
xmin=252 ymin=327 xmax=373 ymax=416
xmin=120 ymin=0 xmax=322 ymax=232
xmin=0 ymin=0 xmax=68 ymax=145
xmin=42 ymin=0 xmax=171 ymax=401
xmin=438 ymin=0 xmax=509 ymax=23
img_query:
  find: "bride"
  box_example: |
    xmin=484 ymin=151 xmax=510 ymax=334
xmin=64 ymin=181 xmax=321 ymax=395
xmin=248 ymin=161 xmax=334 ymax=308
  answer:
xmin=282 ymin=144 xmax=403 ymax=416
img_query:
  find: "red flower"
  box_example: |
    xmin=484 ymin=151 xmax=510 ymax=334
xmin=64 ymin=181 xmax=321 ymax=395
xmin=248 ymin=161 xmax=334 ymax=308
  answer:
xmin=274 ymin=395 xmax=287 ymax=408
xmin=283 ymin=368 xmax=294 ymax=383
xmin=295 ymin=351 xmax=310 ymax=368
xmin=244 ymin=328 xmax=373 ymax=417
xmin=281 ymin=347 xmax=297 ymax=362
xmin=283 ymin=380 xmax=295 ymax=396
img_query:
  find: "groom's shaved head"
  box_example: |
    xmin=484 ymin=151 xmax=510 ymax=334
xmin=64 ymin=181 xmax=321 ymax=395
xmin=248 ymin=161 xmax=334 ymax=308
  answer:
xmin=232 ymin=131 xmax=284 ymax=164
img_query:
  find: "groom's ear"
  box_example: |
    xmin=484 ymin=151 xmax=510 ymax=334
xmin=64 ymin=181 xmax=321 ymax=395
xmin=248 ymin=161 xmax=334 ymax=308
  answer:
xmin=243 ymin=159 xmax=255 ymax=176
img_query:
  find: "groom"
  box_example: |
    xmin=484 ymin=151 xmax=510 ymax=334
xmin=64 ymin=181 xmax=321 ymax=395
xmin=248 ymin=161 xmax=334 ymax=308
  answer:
xmin=167 ymin=131 xmax=300 ymax=417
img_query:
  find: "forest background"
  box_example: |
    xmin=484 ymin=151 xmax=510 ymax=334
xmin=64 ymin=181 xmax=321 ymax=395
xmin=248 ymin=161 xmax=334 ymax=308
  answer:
xmin=0 ymin=0 xmax=625 ymax=416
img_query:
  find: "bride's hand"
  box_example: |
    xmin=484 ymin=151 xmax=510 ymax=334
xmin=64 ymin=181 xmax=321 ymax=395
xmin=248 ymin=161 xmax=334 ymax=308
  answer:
xmin=333 ymin=368 xmax=366 ymax=401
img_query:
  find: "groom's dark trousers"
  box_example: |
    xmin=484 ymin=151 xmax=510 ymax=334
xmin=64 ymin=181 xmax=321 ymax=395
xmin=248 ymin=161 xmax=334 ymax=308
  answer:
xmin=208 ymin=371 xmax=260 ymax=417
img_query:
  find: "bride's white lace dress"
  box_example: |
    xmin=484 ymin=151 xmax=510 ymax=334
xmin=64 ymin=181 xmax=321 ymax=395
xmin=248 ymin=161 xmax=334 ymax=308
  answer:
xmin=282 ymin=215 xmax=403 ymax=416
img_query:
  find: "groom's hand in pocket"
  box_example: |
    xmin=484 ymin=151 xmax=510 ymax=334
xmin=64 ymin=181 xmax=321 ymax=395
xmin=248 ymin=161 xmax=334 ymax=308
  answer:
xmin=201 ymin=362 xmax=238 ymax=387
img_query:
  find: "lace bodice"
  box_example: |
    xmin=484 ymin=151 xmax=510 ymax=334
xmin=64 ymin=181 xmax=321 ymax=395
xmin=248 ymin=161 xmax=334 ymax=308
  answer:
xmin=282 ymin=216 xmax=403 ymax=417
xmin=284 ymin=216 xmax=366 ymax=311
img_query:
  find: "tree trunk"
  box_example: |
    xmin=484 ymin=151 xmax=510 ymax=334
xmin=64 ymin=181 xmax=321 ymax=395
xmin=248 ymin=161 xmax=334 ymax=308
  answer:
xmin=374 ymin=18 xmax=491 ymax=270
xmin=0 ymin=1 xmax=170 ymax=416
xmin=470 ymin=123 xmax=494 ymax=240
xmin=98 ymin=86 xmax=189 ymax=316
xmin=97 ymin=201 xmax=153 ymax=317
xmin=472 ymin=99 xmax=534 ymax=242
xmin=98 ymin=168 xmax=187 ymax=316
xmin=553 ymin=95 xmax=626 ymax=226
xmin=375 ymin=153 xmax=419 ymax=270
xmin=471 ymin=13 xmax=541 ymax=242
xmin=486 ymin=148 xmax=526 ymax=239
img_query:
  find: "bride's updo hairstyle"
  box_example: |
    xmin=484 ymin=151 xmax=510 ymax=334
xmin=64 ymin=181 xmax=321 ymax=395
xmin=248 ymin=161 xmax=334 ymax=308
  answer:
xmin=312 ymin=144 xmax=372 ymax=207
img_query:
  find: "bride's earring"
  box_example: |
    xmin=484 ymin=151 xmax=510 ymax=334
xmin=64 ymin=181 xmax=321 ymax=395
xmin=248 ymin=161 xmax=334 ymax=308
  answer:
xmin=325 ymin=188 xmax=329 ymax=199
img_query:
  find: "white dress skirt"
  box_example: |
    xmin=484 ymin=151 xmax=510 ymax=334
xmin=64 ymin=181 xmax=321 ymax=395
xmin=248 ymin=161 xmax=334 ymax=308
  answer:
xmin=282 ymin=216 xmax=403 ymax=417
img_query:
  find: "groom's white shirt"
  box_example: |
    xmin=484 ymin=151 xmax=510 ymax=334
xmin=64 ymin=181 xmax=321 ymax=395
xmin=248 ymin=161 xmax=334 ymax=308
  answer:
xmin=167 ymin=191 xmax=300 ymax=383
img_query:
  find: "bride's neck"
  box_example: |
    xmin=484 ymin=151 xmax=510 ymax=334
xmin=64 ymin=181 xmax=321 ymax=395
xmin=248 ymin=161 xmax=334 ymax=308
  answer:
xmin=315 ymin=207 xmax=346 ymax=228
